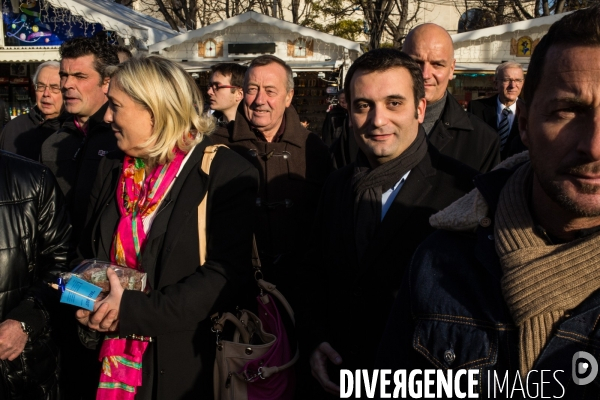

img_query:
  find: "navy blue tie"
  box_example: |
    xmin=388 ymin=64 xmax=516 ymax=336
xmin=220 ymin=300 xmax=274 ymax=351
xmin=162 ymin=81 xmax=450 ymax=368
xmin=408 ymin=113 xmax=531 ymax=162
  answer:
xmin=498 ymin=107 xmax=512 ymax=151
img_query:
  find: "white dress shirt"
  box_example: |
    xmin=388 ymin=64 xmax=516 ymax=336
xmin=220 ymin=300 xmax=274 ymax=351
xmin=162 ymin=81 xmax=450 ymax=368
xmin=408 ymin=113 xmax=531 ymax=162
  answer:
xmin=381 ymin=171 xmax=411 ymax=220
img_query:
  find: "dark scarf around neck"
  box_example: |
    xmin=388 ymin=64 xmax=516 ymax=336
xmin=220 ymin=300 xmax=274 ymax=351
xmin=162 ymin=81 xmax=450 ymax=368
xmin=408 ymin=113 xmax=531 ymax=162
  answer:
xmin=351 ymin=127 xmax=428 ymax=260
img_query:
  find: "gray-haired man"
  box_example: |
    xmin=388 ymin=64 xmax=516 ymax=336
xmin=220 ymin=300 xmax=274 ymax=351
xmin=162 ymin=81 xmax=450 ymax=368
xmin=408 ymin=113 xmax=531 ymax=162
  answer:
xmin=0 ymin=61 xmax=64 ymax=160
xmin=468 ymin=61 xmax=526 ymax=159
xmin=211 ymin=55 xmax=332 ymax=307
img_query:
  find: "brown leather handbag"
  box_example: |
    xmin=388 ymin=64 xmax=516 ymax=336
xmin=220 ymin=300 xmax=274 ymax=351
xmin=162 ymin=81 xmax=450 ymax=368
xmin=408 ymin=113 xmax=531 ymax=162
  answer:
xmin=211 ymin=276 xmax=299 ymax=400
xmin=197 ymin=145 xmax=299 ymax=400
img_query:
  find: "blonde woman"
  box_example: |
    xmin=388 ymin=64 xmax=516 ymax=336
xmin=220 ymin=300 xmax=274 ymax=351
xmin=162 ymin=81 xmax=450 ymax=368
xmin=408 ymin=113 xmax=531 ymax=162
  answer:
xmin=75 ymin=55 xmax=258 ymax=399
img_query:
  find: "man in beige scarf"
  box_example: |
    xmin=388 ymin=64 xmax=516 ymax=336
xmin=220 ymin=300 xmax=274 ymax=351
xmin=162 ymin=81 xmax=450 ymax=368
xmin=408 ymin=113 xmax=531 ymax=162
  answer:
xmin=375 ymin=5 xmax=600 ymax=398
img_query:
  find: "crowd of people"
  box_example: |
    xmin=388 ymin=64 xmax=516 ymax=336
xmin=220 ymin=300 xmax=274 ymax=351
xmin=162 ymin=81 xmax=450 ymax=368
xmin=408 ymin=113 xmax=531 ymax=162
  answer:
xmin=0 ymin=4 xmax=598 ymax=399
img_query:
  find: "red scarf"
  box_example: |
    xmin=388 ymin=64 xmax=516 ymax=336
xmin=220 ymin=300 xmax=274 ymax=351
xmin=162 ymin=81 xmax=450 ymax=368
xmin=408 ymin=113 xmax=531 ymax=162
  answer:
xmin=97 ymin=150 xmax=186 ymax=400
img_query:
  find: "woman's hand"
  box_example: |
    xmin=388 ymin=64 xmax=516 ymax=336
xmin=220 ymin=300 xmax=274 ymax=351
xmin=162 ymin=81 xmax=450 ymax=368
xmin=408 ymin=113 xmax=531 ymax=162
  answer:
xmin=75 ymin=268 xmax=124 ymax=333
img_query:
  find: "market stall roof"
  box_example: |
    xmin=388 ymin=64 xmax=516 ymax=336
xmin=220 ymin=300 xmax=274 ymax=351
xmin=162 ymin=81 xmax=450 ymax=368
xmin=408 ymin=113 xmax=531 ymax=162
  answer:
xmin=149 ymin=11 xmax=362 ymax=54
xmin=45 ymin=0 xmax=180 ymax=45
xmin=454 ymin=62 xmax=528 ymax=72
xmin=451 ymin=11 xmax=574 ymax=43
xmin=178 ymin=59 xmax=340 ymax=72
xmin=0 ymin=47 xmax=61 ymax=62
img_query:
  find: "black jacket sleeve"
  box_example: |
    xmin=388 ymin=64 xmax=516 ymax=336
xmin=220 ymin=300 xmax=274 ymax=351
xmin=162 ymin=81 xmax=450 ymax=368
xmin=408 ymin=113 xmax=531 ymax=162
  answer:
xmin=118 ymin=157 xmax=259 ymax=337
xmin=6 ymin=167 xmax=71 ymax=341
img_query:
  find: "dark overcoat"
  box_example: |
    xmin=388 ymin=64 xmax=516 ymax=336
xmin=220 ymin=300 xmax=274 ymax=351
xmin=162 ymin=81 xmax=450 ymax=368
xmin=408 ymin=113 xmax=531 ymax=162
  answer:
xmin=320 ymin=105 xmax=348 ymax=147
xmin=79 ymin=138 xmax=259 ymax=399
xmin=301 ymin=144 xmax=478 ymax=377
xmin=429 ymin=92 xmax=500 ymax=172
xmin=40 ymin=103 xmax=118 ymax=239
xmin=468 ymin=94 xmax=527 ymax=160
xmin=0 ymin=106 xmax=64 ymax=161
xmin=211 ymin=105 xmax=332 ymax=305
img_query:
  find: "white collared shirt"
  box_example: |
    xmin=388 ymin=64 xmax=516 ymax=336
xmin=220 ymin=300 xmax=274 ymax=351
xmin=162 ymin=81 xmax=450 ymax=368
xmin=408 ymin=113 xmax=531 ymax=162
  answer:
xmin=381 ymin=171 xmax=411 ymax=220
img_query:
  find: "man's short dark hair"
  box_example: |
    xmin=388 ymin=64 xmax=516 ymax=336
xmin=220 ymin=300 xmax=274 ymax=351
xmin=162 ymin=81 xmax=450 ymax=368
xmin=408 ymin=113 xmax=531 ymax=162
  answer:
xmin=59 ymin=37 xmax=119 ymax=81
xmin=523 ymin=4 xmax=600 ymax=105
xmin=210 ymin=63 xmax=248 ymax=92
xmin=344 ymin=48 xmax=425 ymax=114
xmin=245 ymin=55 xmax=294 ymax=91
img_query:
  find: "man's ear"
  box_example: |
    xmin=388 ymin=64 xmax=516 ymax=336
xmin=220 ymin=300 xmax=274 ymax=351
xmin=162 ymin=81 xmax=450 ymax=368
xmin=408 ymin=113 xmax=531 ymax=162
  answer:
xmin=235 ymin=88 xmax=244 ymax=103
xmin=102 ymin=77 xmax=110 ymax=95
xmin=285 ymin=89 xmax=294 ymax=107
xmin=416 ymin=97 xmax=426 ymax=123
xmin=516 ymin=98 xmax=529 ymax=148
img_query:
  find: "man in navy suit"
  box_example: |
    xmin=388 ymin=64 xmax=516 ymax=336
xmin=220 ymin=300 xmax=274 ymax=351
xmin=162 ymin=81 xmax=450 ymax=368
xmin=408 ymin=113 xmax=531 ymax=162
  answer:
xmin=468 ymin=61 xmax=527 ymax=159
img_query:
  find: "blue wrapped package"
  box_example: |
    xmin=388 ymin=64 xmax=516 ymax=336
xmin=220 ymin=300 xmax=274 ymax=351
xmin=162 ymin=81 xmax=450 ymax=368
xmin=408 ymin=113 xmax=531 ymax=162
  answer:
xmin=60 ymin=276 xmax=103 ymax=311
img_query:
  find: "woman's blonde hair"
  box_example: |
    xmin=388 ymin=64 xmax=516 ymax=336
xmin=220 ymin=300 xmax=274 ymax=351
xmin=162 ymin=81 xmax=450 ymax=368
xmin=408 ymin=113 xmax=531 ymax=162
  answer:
xmin=106 ymin=54 xmax=214 ymax=166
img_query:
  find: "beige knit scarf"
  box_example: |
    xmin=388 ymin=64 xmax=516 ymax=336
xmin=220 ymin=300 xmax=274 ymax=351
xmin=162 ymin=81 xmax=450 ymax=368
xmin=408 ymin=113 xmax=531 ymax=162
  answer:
xmin=495 ymin=162 xmax=600 ymax=374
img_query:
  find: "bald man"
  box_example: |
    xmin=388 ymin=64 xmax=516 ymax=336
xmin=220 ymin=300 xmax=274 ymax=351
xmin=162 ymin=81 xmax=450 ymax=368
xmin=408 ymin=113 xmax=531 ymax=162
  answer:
xmin=403 ymin=23 xmax=500 ymax=172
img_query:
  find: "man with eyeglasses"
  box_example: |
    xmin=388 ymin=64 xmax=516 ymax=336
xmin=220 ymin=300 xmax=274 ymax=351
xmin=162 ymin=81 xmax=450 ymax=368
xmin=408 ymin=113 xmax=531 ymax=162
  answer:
xmin=207 ymin=63 xmax=246 ymax=126
xmin=468 ymin=61 xmax=527 ymax=159
xmin=0 ymin=61 xmax=65 ymax=160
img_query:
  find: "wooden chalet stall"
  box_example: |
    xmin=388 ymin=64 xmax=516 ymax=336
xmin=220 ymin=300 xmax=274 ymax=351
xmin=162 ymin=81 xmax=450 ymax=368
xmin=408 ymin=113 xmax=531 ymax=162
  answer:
xmin=149 ymin=11 xmax=362 ymax=130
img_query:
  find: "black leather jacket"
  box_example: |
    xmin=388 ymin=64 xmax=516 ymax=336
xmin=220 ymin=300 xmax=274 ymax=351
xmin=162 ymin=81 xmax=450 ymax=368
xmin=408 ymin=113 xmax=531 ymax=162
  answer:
xmin=0 ymin=151 xmax=71 ymax=399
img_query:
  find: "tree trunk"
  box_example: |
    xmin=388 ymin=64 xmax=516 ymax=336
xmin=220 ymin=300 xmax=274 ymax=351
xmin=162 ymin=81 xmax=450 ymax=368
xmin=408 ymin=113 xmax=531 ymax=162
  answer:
xmin=154 ymin=0 xmax=182 ymax=30
xmin=291 ymin=0 xmax=300 ymax=23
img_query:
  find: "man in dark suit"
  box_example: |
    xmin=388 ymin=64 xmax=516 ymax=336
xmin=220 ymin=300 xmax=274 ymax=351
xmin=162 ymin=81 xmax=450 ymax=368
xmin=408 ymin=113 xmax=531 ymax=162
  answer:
xmin=303 ymin=48 xmax=477 ymax=398
xmin=403 ymin=23 xmax=500 ymax=172
xmin=468 ymin=61 xmax=526 ymax=159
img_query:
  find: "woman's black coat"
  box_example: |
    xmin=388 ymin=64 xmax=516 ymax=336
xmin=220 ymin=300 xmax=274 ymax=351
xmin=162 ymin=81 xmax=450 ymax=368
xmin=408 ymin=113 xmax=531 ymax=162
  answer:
xmin=79 ymin=137 xmax=259 ymax=399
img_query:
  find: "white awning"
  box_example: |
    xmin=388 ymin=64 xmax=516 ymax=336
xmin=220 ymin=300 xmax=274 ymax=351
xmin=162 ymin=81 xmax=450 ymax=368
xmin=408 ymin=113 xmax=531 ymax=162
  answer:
xmin=0 ymin=47 xmax=60 ymax=62
xmin=150 ymin=11 xmax=362 ymax=54
xmin=179 ymin=59 xmax=339 ymax=72
xmin=45 ymin=0 xmax=180 ymax=45
xmin=451 ymin=11 xmax=574 ymax=43
xmin=178 ymin=61 xmax=229 ymax=72
xmin=454 ymin=62 xmax=529 ymax=72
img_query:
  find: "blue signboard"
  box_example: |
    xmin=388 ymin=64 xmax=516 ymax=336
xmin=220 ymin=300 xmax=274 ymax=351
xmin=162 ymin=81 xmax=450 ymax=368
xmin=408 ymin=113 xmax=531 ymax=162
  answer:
xmin=2 ymin=0 xmax=116 ymax=46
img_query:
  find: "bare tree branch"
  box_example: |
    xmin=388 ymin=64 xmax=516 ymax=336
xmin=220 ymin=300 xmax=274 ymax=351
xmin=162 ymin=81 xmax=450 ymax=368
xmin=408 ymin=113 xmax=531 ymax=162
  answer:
xmin=153 ymin=0 xmax=183 ymax=30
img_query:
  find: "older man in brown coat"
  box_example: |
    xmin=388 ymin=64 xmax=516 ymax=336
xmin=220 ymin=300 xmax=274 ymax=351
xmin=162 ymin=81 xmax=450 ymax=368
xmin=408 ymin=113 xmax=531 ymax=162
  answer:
xmin=211 ymin=55 xmax=331 ymax=306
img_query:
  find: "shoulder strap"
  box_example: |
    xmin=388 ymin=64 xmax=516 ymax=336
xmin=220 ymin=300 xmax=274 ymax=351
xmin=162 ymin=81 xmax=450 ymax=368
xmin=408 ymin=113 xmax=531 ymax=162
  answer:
xmin=198 ymin=144 xmax=228 ymax=266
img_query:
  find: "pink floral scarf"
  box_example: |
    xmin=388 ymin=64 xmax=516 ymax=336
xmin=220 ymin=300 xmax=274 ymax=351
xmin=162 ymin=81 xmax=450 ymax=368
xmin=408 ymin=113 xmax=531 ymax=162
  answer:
xmin=97 ymin=150 xmax=186 ymax=400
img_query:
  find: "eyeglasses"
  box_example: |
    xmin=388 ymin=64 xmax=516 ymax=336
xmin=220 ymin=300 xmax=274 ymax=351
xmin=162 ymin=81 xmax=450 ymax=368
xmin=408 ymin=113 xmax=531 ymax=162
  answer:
xmin=35 ymin=83 xmax=61 ymax=94
xmin=208 ymin=83 xmax=240 ymax=92
xmin=500 ymin=78 xmax=524 ymax=85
